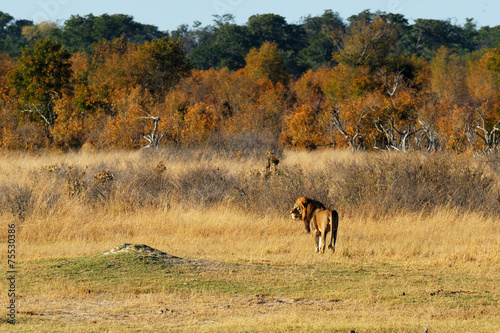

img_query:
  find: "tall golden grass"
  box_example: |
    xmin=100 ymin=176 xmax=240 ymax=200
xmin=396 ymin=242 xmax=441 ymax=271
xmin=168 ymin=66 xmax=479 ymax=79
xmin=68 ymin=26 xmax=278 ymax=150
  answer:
xmin=0 ymin=148 xmax=498 ymax=269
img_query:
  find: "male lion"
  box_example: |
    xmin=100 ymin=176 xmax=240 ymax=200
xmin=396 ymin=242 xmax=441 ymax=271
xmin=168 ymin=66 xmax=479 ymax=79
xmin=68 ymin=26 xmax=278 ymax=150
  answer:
xmin=290 ymin=197 xmax=339 ymax=254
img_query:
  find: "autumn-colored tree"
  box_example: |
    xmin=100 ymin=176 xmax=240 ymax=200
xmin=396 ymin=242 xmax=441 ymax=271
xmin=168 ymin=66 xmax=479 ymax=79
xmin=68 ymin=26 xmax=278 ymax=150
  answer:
xmin=430 ymin=46 xmax=468 ymax=104
xmin=86 ymin=36 xmax=190 ymax=111
xmin=322 ymin=64 xmax=381 ymax=150
xmin=8 ymin=38 xmax=72 ymax=131
xmin=282 ymin=68 xmax=333 ymax=148
xmin=281 ymin=104 xmax=330 ymax=148
xmin=99 ymin=87 xmax=154 ymax=149
xmin=465 ymin=48 xmax=500 ymax=152
xmin=51 ymin=91 xmax=90 ymax=149
xmin=181 ymin=102 xmax=220 ymax=145
xmin=0 ymin=54 xmax=18 ymax=148
xmin=293 ymin=68 xmax=332 ymax=108
xmin=373 ymin=66 xmax=424 ymax=151
xmin=245 ymin=41 xmax=289 ymax=86
xmin=160 ymin=69 xmax=228 ymax=146
xmin=0 ymin=54 xmax=14 ymax=96
xmin=160 ymin=67 xmax=287 ymax=148
xmin=50 ymin=52 xmax=107 ymax=150
xmin=21 ymin=21 xmax=60 ymax=42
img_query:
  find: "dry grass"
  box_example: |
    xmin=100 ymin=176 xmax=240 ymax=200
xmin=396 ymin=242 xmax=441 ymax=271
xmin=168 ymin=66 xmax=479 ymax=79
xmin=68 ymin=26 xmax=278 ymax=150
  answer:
xmin=0 ymin=147 xmax=498 ymax=264
xmin=0 ymin=149 xmax=499 ymax=332
xmin=3 ymin=204 xmax=498 ymax=268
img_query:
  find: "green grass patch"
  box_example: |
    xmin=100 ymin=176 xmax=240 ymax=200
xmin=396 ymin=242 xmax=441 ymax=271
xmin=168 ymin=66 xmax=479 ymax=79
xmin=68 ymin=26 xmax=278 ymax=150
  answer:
xmin=5 ymin=244 xmax=499 ymax=332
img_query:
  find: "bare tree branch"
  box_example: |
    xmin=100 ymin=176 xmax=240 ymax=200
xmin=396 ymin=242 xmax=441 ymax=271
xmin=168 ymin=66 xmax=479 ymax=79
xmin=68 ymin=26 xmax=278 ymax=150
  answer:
xmin=332 ymin=106 xmax=369 ymax=151
xmin=21 ymin=91 xmax=59 ymax=128
xmin=475 ymin=109 xmax=500 ymax=153
xmin=138 ymin=112 xmax=166 ymax=150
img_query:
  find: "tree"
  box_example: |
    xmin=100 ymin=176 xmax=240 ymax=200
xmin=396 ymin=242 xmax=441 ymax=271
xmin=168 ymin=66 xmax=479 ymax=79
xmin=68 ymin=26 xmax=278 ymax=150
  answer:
xmin=246 ymin=14 xmax=294 ymax=49
xmin=137 ymin=37 xmax=192 ymax=96
xmin=215 ymin=23 xmax=252 ymax=70
xmin=9 ymin=38 xmax=72 ymax=132
xmin=334 ymin=16 xmax=399 ymax=71
xmin=0 ymin=54 xmax=14 ymax=96
xmin=0 ymin=11 xmax=33 ymax=56
xmin=62 ymin=14 xmax=165 ymax=53
xmin=407 ymin=19 xmax=464 ymax=58
xmin=87 ymin=36 xmax=190 ymax=103
xmin=21 ymin=21 xmax=61 ymax=42
xmin=245 ymin=41 xmax=289 ymax=86
xmin=282 ymin=104 xmax=330 ymax=148
xmin=246 ymin=13 xmax=307 ymax=76
xmin=430 ymin=46 xmax=468 ymax=103
xmin=181 ymin=102 xmax=220 ymax=145
xmin=299 ymin=10 xmax=346 ymax=68
xmin=467 ymin=47 xmax=500 ymax=152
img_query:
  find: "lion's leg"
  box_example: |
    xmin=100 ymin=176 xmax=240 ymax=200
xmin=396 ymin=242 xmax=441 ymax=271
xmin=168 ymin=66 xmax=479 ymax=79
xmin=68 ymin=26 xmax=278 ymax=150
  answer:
xmin=313 ymin=230 xmax=320 ymax=253
xmin=314 ymin=234 xmax=320 ymax=253
xmin=320 ymin=231 xmax=327 ymax=254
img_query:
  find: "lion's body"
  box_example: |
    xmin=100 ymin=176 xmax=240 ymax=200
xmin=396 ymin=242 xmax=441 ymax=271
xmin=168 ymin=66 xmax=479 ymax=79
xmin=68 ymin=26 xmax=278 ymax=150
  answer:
xmin=290 ymin=197 xmax=339 ymax=254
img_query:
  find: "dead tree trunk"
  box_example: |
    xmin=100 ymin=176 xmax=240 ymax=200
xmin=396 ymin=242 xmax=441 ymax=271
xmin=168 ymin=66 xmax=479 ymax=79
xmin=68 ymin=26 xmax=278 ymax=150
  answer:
xmin=374 ymin=116 xmax=422 ymax=151
xmin=418 ymin=120 xmax=445 ymax=152
xmin=21 ymin=92 xmax=59 ymax=143
xmin=331 ymin=106 xmax=368 ymax=151
xmin=139 ymin=115 xmax=165 ymax=150
xmin=475 ymin=110 xmax=500 ymax=153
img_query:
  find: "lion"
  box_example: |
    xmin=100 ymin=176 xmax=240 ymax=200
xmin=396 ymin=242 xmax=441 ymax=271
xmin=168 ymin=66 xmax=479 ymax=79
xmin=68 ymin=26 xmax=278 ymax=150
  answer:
xmin=290 ymin=197 xmax=339 ymax=254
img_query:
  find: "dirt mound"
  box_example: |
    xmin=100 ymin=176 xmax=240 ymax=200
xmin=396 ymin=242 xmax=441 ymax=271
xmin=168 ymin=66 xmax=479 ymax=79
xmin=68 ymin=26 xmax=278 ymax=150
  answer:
xmin=101 ymin=243 xmax=217 ymax=269
xmin=102 ymin=243 xmax=181 ymax=260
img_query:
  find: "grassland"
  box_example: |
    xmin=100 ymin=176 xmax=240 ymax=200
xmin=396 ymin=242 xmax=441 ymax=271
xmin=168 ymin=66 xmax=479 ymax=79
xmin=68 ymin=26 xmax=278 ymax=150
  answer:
xmin=0 ymin=149 xmax=499 ymax=332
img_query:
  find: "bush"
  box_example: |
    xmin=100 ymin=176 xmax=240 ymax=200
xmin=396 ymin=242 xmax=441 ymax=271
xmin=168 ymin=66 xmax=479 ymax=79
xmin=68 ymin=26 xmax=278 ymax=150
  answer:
xmin=175 ymin=166 xmax=236 ymax=207
xmin=0 ymin=184 xmax=33 ymax=220
xmin=330 ymin=153 xmax=499 ymax=215
xmin=3 ymin=150 xmax=498 ymax=221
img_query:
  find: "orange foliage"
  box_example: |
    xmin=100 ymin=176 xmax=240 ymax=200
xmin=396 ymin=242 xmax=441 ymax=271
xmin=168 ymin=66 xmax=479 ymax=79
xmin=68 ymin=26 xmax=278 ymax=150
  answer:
xmin=181 ymin=102 xmax=220 ymax=145
xmin=99 ymin=87 xmax=153 ymax=149
xmin=293 ymin=68 xmax=332 ymax=107
xmin=281 ymin=104 xmax=330 ymax=148
xmin=245 ymin=42 xmax=289 ymax=87
xmin=5 ymin=34 xmax=500 ymax=152
xmin=430 ymin=47 xmax=468 ymax=104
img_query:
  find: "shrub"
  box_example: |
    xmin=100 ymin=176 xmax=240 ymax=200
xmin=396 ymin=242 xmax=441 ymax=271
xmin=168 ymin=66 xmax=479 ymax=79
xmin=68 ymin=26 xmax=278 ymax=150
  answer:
xmin=175 ymin=166 xmax=236 ymax=207
xmin=0 ymin=184 xmax=33 ymax=220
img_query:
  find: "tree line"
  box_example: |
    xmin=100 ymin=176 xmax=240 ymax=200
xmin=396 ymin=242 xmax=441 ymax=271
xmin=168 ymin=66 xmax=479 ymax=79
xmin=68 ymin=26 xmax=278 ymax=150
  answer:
xmin=1 ymin=9 xmax=500 ymax=152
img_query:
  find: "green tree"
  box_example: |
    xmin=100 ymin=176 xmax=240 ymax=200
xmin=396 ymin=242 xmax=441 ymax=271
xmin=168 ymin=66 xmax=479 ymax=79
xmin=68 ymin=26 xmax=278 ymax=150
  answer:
xmin=9 ymin=38 xmax=72 ymax=130
xmin=477 ymin=25 xmax=500 ymax=49
xmin=299 ymin=10 xmax=346 ymax=68
xmin=334 ymin=16 xmax=399 ymax=70
xmin=406 ymin=19 xmax=463 ymax=58
xmin=247 ymin=13 xmax=307 ymax=76
xmin=62 ymin=14 xmax=165 ymax=53
xmin=136 ymin=37 xmax=192 ymax=96
xmin=215 ymin=23 xmax=252 ymax=70
xmin=0 ymin=11 xmax=33 ymax=56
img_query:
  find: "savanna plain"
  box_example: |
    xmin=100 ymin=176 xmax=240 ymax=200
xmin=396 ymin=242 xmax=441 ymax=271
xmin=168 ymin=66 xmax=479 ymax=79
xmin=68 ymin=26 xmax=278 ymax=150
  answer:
xmin=0 ymin=149 xmax=499 ymax=332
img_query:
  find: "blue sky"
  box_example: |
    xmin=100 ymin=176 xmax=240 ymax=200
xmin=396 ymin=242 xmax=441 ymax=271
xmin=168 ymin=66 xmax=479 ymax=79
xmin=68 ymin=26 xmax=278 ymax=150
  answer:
xmin=2 ymin=0 xmax=499 ymax=31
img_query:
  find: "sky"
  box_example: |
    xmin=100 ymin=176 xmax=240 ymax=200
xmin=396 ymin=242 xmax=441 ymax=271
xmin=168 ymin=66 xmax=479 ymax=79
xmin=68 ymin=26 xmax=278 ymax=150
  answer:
xmin=1 ymin=0 xmax=499 ymax=31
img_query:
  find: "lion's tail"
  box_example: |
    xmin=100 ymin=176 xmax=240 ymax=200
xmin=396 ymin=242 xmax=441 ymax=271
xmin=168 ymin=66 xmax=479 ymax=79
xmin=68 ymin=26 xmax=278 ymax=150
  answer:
xmin=329 ymin=209 xmax=339 ymax=252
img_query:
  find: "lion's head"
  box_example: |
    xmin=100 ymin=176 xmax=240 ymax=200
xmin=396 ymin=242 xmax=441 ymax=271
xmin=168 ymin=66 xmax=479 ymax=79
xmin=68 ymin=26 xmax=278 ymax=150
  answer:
xmin=290 ymin=197 xmax=307 ymax=220
xmin=290 ymin=197 xmax=325 ymax=233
